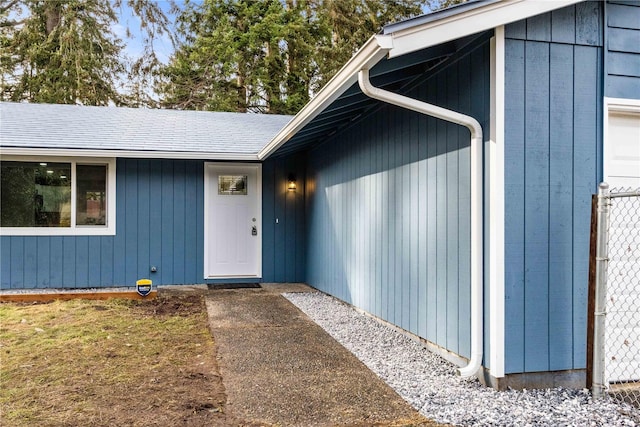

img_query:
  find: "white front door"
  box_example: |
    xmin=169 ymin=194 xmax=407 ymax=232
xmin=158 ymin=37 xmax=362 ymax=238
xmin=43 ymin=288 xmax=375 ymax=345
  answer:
xmin=204 ymin=163 xmax=261 ymax=278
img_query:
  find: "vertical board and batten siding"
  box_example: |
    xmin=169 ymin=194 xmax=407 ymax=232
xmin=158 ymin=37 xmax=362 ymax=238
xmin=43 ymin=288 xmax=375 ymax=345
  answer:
xmin=605 ymin=0 xmax=640 ymax=99
xmin=0 ymin=159 xmax=204 ymax=288
xmin=306 ymin=40 xmax=491 ymax=362
xmin=503 ymin=2 xmax=603 ymax=374
xmin=1 ymin=157 xmax=303 ymax=288
xmin=262 ymin=153 xmax=306 ymax=283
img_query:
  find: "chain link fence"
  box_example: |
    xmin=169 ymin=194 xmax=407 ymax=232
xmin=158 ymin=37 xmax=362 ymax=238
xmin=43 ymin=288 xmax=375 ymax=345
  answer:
xmin=592 ymin=184 xmax=640 ymax=408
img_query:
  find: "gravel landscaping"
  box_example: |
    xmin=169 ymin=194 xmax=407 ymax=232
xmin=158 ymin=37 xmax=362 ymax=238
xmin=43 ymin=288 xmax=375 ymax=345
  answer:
xmin=284 ymin=292 xmax=640 ymax=427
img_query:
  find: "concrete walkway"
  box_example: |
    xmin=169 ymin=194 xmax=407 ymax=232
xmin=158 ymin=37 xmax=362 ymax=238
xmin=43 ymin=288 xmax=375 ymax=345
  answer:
xmin=204 ymin=283 xmax=433 ymax=426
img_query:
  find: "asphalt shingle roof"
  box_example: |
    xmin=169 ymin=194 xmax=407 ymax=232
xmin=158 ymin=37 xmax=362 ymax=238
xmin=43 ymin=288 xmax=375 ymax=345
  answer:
xmin=0 ymin=102 xmax=292 ymax=157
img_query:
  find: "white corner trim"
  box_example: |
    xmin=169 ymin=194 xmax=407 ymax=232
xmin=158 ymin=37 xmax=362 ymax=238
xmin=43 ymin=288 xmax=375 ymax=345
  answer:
xmin=0 ymin=147 xmax=259 ymax=161
xmin=375 ymin=34 xmax=394 ymax=49
xmin=387 ymin=0 xmax=585 ymax=58
xmin=257 ymin=35 xmax=392 ymax=160
xmin=489 ymin=27 xmax=506 ymax=379
xmin=0 ymin=155 xmax=116 ymax=236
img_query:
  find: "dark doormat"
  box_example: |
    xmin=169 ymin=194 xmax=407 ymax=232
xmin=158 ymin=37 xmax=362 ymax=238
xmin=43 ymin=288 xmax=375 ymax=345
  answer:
xmin=208 ymin=283 xmax=262 ymax=290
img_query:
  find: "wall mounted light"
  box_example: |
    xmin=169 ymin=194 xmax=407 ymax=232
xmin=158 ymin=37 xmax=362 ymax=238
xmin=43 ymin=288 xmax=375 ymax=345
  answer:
xmin=287 ymin=174 xmax=297 ymax=192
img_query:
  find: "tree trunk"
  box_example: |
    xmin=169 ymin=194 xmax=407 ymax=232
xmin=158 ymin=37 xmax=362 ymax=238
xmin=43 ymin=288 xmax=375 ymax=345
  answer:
xmin=45 ymin=2 xmax=61 ymax=35
xmin=265 ymin=41 xmax=272 ymax=113
xmin=237 ymin=71 xmax=246 ymax=113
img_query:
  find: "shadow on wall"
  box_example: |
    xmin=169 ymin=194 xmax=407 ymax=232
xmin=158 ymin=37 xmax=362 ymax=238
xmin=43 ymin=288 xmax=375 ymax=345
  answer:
xmin=303 ymin=54 xmax=490 ymax=358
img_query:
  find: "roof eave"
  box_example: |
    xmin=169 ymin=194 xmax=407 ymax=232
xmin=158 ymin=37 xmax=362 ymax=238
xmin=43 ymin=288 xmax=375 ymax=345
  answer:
xmin=260 ymin=0 xmax=586 ymax=159
xmin=0 ymin=147 xmax=260 ymax=161
xmin=257 ymin=34 xmax=393 ymax=160
xmin=387 ymin=0 xmax=585 ymax=59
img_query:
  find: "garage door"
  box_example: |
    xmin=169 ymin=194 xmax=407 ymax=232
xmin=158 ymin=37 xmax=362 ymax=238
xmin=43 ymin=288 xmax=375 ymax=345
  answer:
xmin=603 ymin=99 xmax=640 ymax=385
xmin=604 ymin=104 xmax=640 ymax=189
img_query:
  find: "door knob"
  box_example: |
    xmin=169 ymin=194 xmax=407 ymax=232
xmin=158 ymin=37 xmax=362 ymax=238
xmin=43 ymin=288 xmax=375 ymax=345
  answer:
xmin=252 ymin=226 xmax=258 ymax=236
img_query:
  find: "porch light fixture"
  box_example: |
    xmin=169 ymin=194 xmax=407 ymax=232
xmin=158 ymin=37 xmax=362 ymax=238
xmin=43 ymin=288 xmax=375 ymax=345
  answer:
xmin=287 ymin=174 xmax=297 ymax=192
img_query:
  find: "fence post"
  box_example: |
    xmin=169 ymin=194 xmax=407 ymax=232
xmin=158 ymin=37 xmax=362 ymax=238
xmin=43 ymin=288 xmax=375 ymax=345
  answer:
xmin=592 ymin=182 xmax=610 ymax=399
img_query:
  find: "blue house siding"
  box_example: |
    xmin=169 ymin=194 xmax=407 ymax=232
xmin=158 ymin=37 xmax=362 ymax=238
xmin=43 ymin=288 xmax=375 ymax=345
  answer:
xmin=605 ymin=1 xmax=640 ymax=99
xmin=503 ymin=4 xmax=603 ymax=374
xmin=0 ymin=159 xmax=204 ymax=288
xmin=1 ymin=157 xmax=303 ymax=288
xmin=262 ymin=153 xmax=306 ymax=283
xmin=305 ymin=40 xmax=491 ymax=361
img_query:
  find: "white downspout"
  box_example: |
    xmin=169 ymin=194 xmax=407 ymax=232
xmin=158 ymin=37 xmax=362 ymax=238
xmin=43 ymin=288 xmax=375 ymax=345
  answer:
xmin=358 ymin=68 xmax=483 ymax=378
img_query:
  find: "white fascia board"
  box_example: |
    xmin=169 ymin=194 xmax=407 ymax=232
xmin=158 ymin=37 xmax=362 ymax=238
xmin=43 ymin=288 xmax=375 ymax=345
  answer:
xmin=0 ymin=147 xmax=259 ymax=161
xmin=257 ymin=35 xmax=393 ymax=160
xmin=387 ymin=0 xmax=585 ymax=58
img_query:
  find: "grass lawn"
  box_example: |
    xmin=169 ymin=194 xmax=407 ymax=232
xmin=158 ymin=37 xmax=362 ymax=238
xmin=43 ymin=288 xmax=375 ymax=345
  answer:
xmin=0 ymin=293 xmax=231 ymax=426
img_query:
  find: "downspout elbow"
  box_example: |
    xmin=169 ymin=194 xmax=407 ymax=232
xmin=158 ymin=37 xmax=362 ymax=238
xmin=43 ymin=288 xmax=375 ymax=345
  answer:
xmin=458 ymin=351 xmax=483 ymax=377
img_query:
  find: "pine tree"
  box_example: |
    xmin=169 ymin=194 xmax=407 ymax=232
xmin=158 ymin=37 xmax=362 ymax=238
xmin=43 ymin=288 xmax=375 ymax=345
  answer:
xmin=314 ymin=0 xmax=424 ymax=88
xmin=159 ymin=0 xmax=426 ymax=114
xmin=0 ymin=0 xmax=171 ymax=106
xmin=159 ymin=0 xmax=290 ymax=113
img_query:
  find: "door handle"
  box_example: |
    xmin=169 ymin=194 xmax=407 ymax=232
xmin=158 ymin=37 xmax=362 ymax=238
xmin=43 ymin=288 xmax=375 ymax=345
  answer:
xmin=252 ymin=226 xmax=258 ymax=236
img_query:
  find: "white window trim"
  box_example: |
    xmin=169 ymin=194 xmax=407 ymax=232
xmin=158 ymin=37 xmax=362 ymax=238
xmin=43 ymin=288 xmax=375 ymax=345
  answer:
xmin=0 ymin=155 xmax=116 ymax=236
xmin=603 ymin=97 xmax=640 ymax=186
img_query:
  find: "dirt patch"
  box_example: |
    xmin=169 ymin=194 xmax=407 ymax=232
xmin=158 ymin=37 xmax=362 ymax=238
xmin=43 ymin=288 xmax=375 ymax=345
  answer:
xmin=132 ymin=294 xmax=205 ymax=317
xmin=1 ymin=289 xmax=442 ymax=427
xmin=0 ymin=293 xmax=239 ymax=427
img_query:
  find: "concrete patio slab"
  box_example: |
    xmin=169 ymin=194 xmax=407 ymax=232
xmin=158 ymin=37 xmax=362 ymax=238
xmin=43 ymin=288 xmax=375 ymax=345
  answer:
xmin=205 ymin=286 xmax=433 ymax=426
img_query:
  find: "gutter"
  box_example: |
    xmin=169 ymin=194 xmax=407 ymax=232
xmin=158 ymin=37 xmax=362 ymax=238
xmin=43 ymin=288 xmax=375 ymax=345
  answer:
xmin=0 ymin=147 xmax=260 ymax=161
xmin=358 ymin=68 xmax=484 ymax=378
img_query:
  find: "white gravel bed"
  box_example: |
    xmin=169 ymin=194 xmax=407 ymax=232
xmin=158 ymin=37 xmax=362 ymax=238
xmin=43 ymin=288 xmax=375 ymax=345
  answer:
xmin=284 ymin=292 xmax=640 ymax=427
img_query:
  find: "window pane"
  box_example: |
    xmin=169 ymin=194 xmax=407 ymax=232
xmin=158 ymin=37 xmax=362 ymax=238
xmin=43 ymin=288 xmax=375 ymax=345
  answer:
xmin=76 ymin=165 xmax=107 ymax=226
xmin=218 ymin=175 xmax=247 ymax=195
xmin=0 ymin=161 xmax=71 ymax=227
